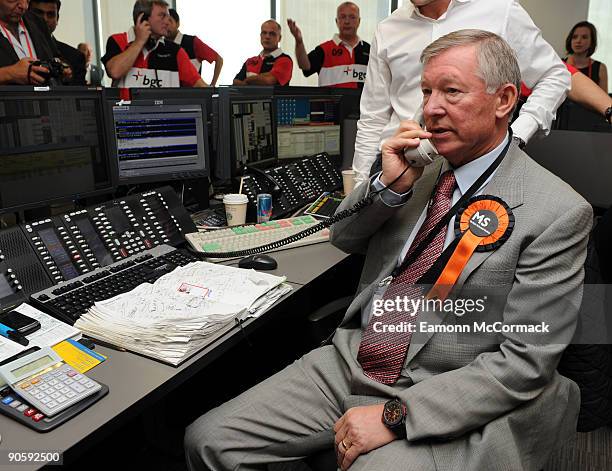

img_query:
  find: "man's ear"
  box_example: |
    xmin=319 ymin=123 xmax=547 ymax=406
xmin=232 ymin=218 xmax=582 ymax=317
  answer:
xmin=495 ymin=83 xmax=519 ymax=119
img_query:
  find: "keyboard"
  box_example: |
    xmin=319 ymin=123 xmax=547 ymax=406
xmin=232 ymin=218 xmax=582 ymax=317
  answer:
xmin=30 ymin=245 xmax=199 ymax=325
xmin=185 ymin=215 xmax=330 ymax=257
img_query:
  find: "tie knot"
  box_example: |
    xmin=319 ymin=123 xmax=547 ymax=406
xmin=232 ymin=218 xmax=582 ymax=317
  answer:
xmin=435 ymin=170 xmax=456 ymax=199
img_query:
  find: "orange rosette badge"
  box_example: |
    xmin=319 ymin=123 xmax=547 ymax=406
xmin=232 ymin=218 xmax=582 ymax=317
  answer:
xmin=428 ymin=196 xmax=514 ymax=301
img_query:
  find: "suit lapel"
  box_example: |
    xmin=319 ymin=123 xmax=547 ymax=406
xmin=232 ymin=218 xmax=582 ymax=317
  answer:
xmin=405 ymin=144 xmax=526 ymax=364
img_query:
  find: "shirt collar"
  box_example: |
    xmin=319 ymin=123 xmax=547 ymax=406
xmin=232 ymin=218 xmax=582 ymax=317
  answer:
xmin=451 ymin=132 xmax=509 ymax=196
xmin=260 ymin=47 xmax=283 ymax=59
xmin=408 ymin=0 xmax=472 ymax=21
xmin=332 ymin=33 xmax=361 ymax=47
xmin=0 ymin=20 xmax=26 ymax=40
xmin=173 ymin=31 xmax=183 ymax=45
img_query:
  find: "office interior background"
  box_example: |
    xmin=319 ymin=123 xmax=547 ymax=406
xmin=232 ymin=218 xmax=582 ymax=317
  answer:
xmin=53 ymin=0 xmax=611 ymax=89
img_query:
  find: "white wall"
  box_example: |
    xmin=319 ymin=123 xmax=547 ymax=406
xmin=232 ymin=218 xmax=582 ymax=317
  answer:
xmin=519 ymin=0 xmax=590 ymax=57
xmin=54 ymin=0 xmax=97 ymax=55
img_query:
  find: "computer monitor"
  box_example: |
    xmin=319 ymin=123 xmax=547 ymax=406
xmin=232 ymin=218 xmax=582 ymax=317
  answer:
xmin=104 ymin=89 xmax=210 ymax=185
xmin=275 ymin=94 xmax=341 ymax=160
xmin=0 ymin=87 xmax=114 ymax=214
xmin=213 ymin=87 xmax=276 ymax=181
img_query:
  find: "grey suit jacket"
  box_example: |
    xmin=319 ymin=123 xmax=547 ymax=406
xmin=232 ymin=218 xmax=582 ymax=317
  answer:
xmin=330 ymin=143 xmax=592 ymax=469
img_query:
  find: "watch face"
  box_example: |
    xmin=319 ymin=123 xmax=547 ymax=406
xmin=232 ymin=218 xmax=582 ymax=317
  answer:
xmin=383 ymin=401 xmax=402 ymax=426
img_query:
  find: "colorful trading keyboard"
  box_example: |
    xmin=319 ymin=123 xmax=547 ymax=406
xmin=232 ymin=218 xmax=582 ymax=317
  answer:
xmin=185 ymin=216 xmax=330 ymax=257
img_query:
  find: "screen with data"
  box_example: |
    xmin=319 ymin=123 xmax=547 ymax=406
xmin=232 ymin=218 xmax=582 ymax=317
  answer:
xmin=275 ymin=96 xmax=341 ymax=159
xmin=110 ymin=102 xmax=209 ymax=184
xmin=0 ymin=91 xmax=113 ymax=212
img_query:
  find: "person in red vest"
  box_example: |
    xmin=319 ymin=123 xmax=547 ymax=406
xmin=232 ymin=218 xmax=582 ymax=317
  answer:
xmin=102 ymin=0 xmax=206 ymax=92
xmin=288 ymin=2 xmax=370 ymax=88
xmin=233 ymin=20 xmax=293 ymax=86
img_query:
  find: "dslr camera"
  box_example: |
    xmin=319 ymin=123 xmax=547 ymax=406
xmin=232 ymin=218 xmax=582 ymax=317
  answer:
xmin=32 ymin=58 xmax=66 ymax=86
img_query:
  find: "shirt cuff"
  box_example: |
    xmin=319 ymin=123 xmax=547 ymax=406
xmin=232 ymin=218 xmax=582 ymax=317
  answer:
xmin=371 ymin=172 xmax=413 ymax=207
xmin=511 ymin=114 xmax=540 ymax=143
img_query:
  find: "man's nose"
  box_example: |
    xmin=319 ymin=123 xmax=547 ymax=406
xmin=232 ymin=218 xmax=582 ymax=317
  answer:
xmin=423 ymin=94 xmax=446 ymax=118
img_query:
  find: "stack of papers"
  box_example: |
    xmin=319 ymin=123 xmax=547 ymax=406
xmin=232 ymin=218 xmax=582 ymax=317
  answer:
xmin=75 ymin=261 xmax=291 ymax=366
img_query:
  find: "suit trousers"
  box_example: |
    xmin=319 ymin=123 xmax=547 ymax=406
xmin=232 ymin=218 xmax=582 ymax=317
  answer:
xmin=184 ymin=344 xmax=436 ymax=471
xmin=185 ymin=332 xmax=578 ymax=471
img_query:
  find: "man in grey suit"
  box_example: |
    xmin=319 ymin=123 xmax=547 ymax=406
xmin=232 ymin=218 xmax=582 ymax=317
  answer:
xmin=185 ymin=30 xmax=592 ymax=471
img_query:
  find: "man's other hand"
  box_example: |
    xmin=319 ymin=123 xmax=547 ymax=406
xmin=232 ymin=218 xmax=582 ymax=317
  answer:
xmin=380 ymin=120 xmax=432 ymax=194
xmin=333 ymin=404 xmax=396 ymax=470
xmin=9 ymin=58 xmax=48 ymax=85
xmin=287 ymin=19 xmax=303 ymax=44
xmin=135 ymin=12 xmax=152 ymax=46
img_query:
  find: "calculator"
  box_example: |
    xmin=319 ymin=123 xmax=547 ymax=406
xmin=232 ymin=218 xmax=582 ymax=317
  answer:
xmin=0 ymin=347 xmax=102 ymax=417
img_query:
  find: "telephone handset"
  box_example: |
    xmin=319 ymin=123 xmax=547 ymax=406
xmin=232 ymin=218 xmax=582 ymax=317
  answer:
xmin=403 ymin=108 xmax=442 ymax=167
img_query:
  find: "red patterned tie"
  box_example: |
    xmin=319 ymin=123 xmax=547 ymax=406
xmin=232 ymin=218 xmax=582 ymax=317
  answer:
xmin=357 ymin=170 xmax=456 ymax=384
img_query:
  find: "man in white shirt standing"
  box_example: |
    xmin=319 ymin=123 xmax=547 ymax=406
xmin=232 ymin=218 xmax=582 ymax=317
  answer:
xmin=352 ymin=0 xmax=571 ymax=184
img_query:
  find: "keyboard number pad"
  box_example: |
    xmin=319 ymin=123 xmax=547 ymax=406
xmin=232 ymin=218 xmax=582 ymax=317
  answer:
xmin=15 ymin=364 xmax=102 ymax=417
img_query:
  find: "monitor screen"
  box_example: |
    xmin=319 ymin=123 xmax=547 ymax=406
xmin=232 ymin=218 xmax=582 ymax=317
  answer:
xmin=0 ymin=88 xmax=114 ymax=213
xmin=230 ymin=98 xmax=275 ymax=168
xmin=107 ymin=97 xmax=209 ymax=184
xmin=276 ymin=96 xmax=341 ymax=159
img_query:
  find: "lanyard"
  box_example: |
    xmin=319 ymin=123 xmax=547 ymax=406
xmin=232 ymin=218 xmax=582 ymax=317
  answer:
xmin=389 ymin=128 xmax=514 ymax=280
xmin=0 ymin=20 xmax=35 ymax=58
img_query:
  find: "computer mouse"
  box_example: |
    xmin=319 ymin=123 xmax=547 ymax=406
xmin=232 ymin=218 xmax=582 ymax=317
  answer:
xmin=238 ymin=254 xmax=278 ymax=271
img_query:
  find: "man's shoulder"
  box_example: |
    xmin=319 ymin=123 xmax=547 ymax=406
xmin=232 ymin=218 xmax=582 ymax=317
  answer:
xmin=276 ymin=53 xmax=293 ymax=63
xmin=521 ymin=149 xmax=590 ymax=211
xmin=56 ymin=40 xmax=82 ymax=60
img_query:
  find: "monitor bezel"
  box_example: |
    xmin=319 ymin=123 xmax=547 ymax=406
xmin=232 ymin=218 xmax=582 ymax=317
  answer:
xmin=103 ymin=88 xmax=212 ymax=186
xmin=0 ymin=86 xmax=117 ymax=215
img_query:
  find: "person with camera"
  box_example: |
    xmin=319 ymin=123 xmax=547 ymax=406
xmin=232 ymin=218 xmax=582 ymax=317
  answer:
xmin=0 ymin=0 xmax=60 ymax=85
xmin=29 ymin=0 xmax=86 ymax=85
xmin=102 ymin=0 xmax=206 ymax=94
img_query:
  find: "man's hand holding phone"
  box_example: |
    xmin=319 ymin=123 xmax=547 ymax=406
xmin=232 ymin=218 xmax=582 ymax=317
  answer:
xmin=380 ymin=120 xmax=432 ymax=194
xmin=135 ymin=12 xmax=152 ymax=47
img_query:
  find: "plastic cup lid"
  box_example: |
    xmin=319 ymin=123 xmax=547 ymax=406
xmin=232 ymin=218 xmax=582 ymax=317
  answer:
xmin=224 ymin=194 xmax=249 ymax=204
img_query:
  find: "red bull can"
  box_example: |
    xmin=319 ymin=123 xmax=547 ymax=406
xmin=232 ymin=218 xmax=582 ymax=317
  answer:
xmin=257 ymin=194 xmax=273 ymax=223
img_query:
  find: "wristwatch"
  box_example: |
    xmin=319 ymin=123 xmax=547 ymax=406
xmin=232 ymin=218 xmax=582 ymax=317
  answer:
xmin=512 ymin=135 xmax=526 ymax=149
xmin=382 ymin=398 xmax=407 ymax=439
xmin=605 ymin=106 xmax=612 ymax=125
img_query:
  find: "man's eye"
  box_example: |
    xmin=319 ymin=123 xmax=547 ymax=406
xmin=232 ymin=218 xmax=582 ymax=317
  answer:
xmin=447 ymin=88 xmax=460 ymax=95
xmin=422 ymin=88 xmax=431 ymax=96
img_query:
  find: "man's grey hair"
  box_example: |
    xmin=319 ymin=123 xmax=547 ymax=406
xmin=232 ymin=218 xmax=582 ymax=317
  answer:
xmin=420 ymin=29 xmax=521 ymax=95
xmin=337 ymin=2 xmax=360 ymax=17
xmin=262 ymin=19 xmax=282 ymax=32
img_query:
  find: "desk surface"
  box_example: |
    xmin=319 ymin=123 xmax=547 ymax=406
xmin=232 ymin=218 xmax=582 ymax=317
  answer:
xmin=0 ymin=243 xmax=349 ymax=471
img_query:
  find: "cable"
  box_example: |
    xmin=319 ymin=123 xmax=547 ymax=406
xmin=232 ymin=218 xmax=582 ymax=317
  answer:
xmin=188 ymin=164 xmax=411 ymax=260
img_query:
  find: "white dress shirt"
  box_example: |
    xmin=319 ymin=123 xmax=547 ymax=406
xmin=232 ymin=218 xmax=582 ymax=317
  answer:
xmin=0 ymin=21 xmax=38 ymax=60
xmin=353 ymin=0 xmax=570 ymax=184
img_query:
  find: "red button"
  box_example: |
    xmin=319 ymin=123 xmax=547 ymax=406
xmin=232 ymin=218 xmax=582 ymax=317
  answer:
xmin=32 ymin=413 xmax=45 ymax=422
xmin=24 ymin=408 xmax=36 ymax=417
xmin=120 ymin=248 xmax=128 ymax=257
xmin=145 ymin=240 xmax=153 ymax=249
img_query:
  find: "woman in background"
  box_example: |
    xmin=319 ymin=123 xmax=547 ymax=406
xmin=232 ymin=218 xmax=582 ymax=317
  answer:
xmin=564 ymin=21 xmax=608 ymax=92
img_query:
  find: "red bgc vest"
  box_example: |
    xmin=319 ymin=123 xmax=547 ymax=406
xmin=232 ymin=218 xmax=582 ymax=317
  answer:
xmin=317 ymin=39 xmax=370 ymax=89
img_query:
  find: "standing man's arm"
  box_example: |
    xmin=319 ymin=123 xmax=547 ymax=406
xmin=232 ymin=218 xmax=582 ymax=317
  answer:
xmin=103 ymin=14 xmax=149 ymax=80
xmin=506 ymin=0 xmax=571 ymax=143
xmin=211 ymin=55 xmax=223 ymax=86
xmin=194 ymin=36 xmax=223 ymax=86
xmin=287 ymin=19 xmax=310 ymax=71
xmin=353 ymin=31 xmax=393 ymax=184
xmin=176 ymin=48 xmax=208 ymax=87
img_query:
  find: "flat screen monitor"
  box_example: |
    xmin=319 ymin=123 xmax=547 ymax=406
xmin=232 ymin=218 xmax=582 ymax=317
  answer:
xmin=104 ymin=91 xmax=210 ymax=184
xmin=230 ymin=98 xmax=275 ymax=168
xmin=275 ymin=95 xmax=341 ymax=159
xmin=0 ymin=87 xmax=114 ymax=214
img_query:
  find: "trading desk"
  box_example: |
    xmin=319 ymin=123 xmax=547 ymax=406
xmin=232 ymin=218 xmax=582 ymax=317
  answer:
xmin=0 ymin=243 xmax=351 ymax=471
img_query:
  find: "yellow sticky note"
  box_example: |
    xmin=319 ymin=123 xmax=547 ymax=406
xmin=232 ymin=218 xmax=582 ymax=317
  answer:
xmin=52 ymin=339 xmax=107 ymax=373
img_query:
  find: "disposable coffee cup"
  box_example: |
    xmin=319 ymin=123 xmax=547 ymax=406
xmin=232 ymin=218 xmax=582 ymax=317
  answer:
xmin=342 ymin=170 xmax=356 ymax=195
xmin=223 ymin=194 xmax=249 ymax=226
